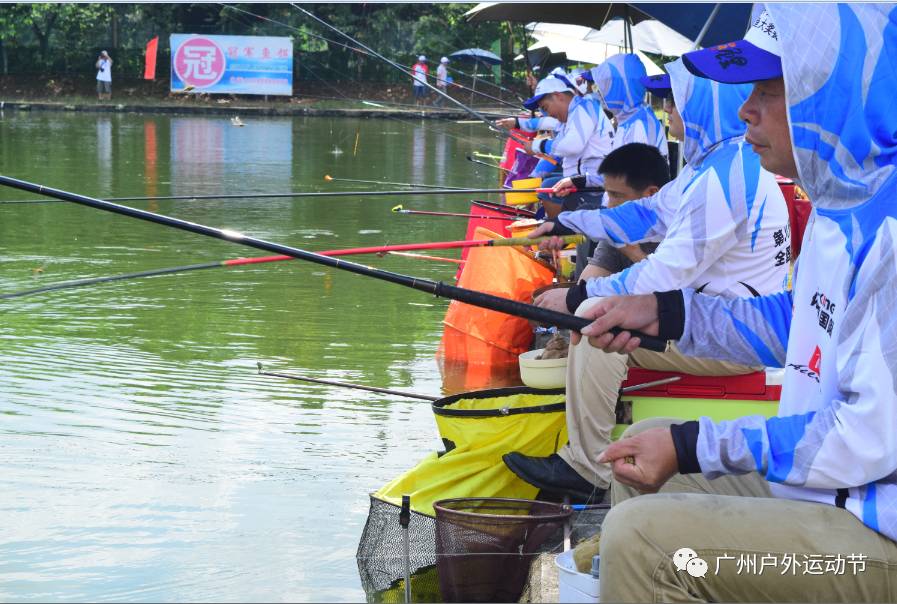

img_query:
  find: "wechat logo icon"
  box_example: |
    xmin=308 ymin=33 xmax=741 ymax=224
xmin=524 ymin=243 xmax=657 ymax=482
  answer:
xmin=673 ymin=547 xmax=708 ymax=578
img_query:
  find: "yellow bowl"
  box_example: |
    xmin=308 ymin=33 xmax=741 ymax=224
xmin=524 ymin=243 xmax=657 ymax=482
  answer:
xmin=506 ymin=177 xmax=542 ymax=206
xmin=519 ymin=348 xmax=567 ymax=389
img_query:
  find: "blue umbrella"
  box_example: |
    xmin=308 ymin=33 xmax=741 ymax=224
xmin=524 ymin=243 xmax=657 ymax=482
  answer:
xmin=449 ymin=48 xmax=502 ymax=66
xmin=630 ymin=3 xmax=754 ymax=48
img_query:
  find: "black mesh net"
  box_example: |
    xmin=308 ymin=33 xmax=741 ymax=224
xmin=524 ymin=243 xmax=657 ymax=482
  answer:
xmin=357 ymin=496 xmax=610 ymax=603
xmin=434 ymin=498 xmax=571 ymax=603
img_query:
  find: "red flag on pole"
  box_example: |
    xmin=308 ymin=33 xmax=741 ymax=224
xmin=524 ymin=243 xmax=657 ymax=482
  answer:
xmin=143 ymin=36 xmax=158 ymax=80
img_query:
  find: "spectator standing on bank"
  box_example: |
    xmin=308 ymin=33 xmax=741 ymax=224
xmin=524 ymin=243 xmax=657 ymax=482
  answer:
xmin=434 ymin=56 xmax=450 ymax=106
xmin=411 ymin=55 xmax=429 ymax=106
xmin=95 ymin=51 xmax=112 ymax=101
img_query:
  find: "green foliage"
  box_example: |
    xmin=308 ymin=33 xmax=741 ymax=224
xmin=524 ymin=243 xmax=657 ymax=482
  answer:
xmin=0 ymin=2 xmax=520 ymax=83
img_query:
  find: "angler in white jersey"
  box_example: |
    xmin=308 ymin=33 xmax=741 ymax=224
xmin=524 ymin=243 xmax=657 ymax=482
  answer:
xmin=590 ymin=54 xmax=668 ymax=159
xmin=503 ymin=56 xmax=792 ymax=504
xmin=575 ymin=5 xmax=897 ymax=602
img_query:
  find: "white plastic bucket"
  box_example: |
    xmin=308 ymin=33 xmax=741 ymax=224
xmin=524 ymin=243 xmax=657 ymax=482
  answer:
xmin=555 ymin=549 xmax=599 ymax=603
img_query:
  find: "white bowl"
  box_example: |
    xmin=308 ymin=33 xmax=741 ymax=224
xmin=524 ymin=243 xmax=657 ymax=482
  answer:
xmin=555 ymin=549 xmax=599 ymax=603
xmin=519 ymin=348 xmax=567 ymax=389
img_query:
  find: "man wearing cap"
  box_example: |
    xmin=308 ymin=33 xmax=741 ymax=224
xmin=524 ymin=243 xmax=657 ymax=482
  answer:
xmin=411 ymin=55 xmax=429 ymax=106
xmin=497 ymin=73 xmax=614 ymax=217
xmin=433 ymin=57 xmax=450 ymax=106
xmin=505 ymin=53 xmax=791 ymax=507
xmin=573 ymin=5 xmax=897 ymax=601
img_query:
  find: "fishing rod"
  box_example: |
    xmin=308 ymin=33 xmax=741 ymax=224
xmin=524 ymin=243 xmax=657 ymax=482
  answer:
xmin=466 ymin=155 xmax=502 ymax=170
xmin=385 ymin=251 xmax=464 ymax=264
xmin=323 ymin=175 xmax=465 ymax=190
xmin=1 ymin=244 xmax=464 ymax=301
xmin=391 ymin=204 xmax=518 ymax=221
xmin=422 ymin=70 xmax=522 ymax=110
xmin=257 ymin=363 xmax=439 ymax=401
xmin=0 ymin=174 xmax=666 ymax=352
xmin=1 ymin=185 xmax=598 ymax=205
xmin=289 ymin=3 xmax=527 ymax=144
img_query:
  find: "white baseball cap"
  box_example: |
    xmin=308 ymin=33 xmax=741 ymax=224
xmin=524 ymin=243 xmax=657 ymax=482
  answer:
xmin=418 ymin=55 xmax=427 ymax=62
xmin=440 ymin=57 xmax=449 ymax=63
xmin=523 ymin=76 xmax=574 ymax=110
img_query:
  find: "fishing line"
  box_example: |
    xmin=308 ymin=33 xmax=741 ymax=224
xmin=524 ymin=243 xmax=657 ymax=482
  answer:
xmin=288 ymin=3 xmax=522 ymax=144
xmin=222 ymin=7 xmax=487 ymax=148
xmin=222 ymin=4 xmax=521 ymax=111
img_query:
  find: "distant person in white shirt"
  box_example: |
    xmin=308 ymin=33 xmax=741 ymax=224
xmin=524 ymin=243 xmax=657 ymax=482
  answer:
xmin=434 ymin=57 xmax=450 ymax=106
xmin=96 ymin=51 xmax=112 ymax=101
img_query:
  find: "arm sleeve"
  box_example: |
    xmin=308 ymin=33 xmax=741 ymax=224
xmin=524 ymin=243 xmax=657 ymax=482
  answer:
xmin=676 ymin=288 xmax=794 ymax=367
xmin=518 ymin=116 xmax=560 ymax=132
xmin=557 ymin=180 xmax=675 ymax=244
xmin=695 ymin=235 xmax=897 ymax=490
xmin=588 ymin=241 xmax=629 ymax=273
xmin=575 ymin=164 xmax=753 ymax=298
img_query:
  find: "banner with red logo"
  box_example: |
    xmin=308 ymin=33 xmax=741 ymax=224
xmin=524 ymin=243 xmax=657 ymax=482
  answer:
xmin=170 ymin=34 xmax=293 ymax=96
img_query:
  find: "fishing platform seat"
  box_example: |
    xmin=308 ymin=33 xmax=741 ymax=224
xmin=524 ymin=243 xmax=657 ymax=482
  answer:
xmin=614 ymin=367 xmax=783 ymax=439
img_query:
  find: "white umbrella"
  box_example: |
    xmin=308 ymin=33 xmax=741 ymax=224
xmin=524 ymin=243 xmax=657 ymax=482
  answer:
xmin=519 ymin=40 xmax=664 ymax=76
xmin=584 ymin=18 xmax=694 ymax=56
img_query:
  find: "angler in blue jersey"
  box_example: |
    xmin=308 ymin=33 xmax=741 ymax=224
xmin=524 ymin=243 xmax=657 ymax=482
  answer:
xmin=496 ymin=73 xmax=614 ymax=215
xmin=575 ymin=5 xmax=897 ymax=601
xmin=592 ymin=54 xmax=668 ymax=158
xmin=506 ymin=55 xmax=791 ymax=506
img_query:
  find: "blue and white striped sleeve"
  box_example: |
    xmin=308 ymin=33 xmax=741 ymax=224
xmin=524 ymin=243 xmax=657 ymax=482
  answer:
xmin=518 ymin=116 xmax=560 ymax=133
xmin=676 ymin=289 xmax=793 ymax=367
xmin=691 ymin=232 xmax=897 ymax=491
xmin=557 ymin=181 xmax=672 ymax=243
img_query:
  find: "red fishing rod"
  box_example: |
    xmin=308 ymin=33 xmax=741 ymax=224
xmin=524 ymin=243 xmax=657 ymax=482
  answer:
xmin=0 ymin=174 xmax=666 ymax=352
xmin=1 ymin=247 xmax=463 ymax=300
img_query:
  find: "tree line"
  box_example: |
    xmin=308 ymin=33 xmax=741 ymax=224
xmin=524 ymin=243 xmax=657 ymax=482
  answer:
xmin=0 ymin=3 xmax=520 ymax=83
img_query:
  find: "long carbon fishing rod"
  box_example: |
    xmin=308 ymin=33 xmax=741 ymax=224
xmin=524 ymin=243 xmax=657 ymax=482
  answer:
xmin=2 ymin=185 xmax=600 ymax=204
xmin=289 ymin=3 xmax=526 ymax=144
xmin=323 ymin=175 xmax=465 ymax=190
xmin=0 ymin=175 xmax=666 ymax=352
xmin=257 ymin=363 xmax=439 ymax=402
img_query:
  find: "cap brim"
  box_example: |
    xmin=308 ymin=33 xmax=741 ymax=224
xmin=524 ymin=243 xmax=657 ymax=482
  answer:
xmin=640 ymin=74 xmax=672 ymax=99
xmin=682 ymin=40 xmax=782 ymax=84
xmin=523 ymin=94 xmax=545 ymax=110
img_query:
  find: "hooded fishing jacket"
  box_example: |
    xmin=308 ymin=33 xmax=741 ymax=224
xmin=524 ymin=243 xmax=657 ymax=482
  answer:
xmin=672 ymin=3 xmax=897 ymax=543
xmin=557 ymin=59 xmax=790 ymax=299
xmin=592 ymin=54 xmax=668 ymax=158
xmin=516 ymin=95 xmax=614 ymax=178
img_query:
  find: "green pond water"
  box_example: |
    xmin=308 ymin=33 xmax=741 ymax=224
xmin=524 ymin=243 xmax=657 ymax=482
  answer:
xmin=0 ymin=111 xmax=521 ymax=601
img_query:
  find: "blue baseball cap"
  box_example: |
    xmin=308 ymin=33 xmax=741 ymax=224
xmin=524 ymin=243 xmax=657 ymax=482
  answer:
xmin=523 ymin=76 xmax=575 ymax=110
xmin=681 ymin=9 xmax=782 ymax=84
xmin=641 ymin=74 xmax=672 ymax=99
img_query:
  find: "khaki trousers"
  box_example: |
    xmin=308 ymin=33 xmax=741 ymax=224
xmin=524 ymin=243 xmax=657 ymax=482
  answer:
xmin=600 ymin=419 xmax=897 ymax=602
xmin=559 ymin=297 xmax=755 ymax=489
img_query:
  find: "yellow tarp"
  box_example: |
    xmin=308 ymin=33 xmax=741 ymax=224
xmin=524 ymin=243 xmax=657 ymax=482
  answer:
xmin=374 ymin=388 xmax=568 ymax=517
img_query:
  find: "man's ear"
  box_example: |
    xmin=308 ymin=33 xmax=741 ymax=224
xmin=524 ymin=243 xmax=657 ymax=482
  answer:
xmin=643 ymin=185 xmax=660 ymax=197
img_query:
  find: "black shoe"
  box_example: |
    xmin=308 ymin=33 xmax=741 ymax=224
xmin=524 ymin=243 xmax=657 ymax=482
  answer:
xmin=502 ymin=452 xmax=605 ymax=504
